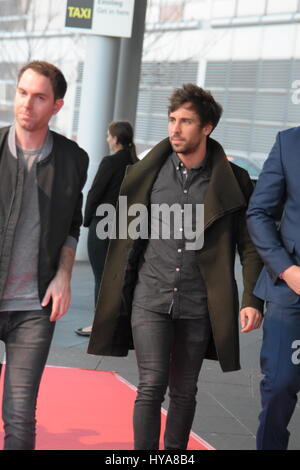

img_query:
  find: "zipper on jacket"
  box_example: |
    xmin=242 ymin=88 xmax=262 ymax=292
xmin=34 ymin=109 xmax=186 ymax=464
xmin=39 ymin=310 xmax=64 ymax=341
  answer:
xmin=168 ymin=299 xmax=174 ymax=315
xmin=0 ymin=193 xmax=15 ymax=262
xmin=0 ymin=162 xmax=24 ymax=298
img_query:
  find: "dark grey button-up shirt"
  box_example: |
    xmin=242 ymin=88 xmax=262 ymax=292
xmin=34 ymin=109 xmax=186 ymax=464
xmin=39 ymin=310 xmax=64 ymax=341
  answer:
xmin=132 ymin=151 xmax=211 ymax=319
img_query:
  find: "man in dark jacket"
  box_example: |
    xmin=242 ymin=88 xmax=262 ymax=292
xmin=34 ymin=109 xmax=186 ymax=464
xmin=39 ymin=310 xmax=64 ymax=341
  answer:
xmin=0 ymin=61 xmax=88 ymax=449
xmin=88 ymin=84 xmax=263 ymax=450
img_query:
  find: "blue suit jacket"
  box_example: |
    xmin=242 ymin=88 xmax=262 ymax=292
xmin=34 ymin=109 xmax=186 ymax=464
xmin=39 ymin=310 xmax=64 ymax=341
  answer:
xmin=247 ymin=126 xmax=300 ymax=306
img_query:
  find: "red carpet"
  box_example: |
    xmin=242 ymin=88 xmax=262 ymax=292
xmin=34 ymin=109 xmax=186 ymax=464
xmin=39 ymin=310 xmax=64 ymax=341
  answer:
xmin=0 ymin=366 xmax=214 ymax=450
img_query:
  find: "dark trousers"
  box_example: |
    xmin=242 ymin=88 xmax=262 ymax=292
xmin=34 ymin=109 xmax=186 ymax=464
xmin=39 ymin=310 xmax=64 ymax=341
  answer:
xmin=257 ymin=301 xmax=300 ymax=450
xmin=0 ymin=310 xmax=55 ymax=450
xmin=87 ymin=217 xmax=109 ymax=305
xmin=131 ymin=306 xmax=211 ymax=450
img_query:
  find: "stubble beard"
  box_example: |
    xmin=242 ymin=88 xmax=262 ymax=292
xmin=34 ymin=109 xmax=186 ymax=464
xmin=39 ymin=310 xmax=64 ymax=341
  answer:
xmin=171 ymin=140 xmax=199 ymax=156
xmin=171 ymin=139 xmax=187 ymax=154
xmin=15 ymin=110 xmax=35 ymax=131
xmin=16 ymin=112 xmax=45 ymax=134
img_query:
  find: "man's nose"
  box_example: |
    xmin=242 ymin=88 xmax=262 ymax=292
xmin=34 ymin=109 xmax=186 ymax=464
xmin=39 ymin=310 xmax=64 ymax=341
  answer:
xmin=23 ymin=95 xmax=33 ymax=108
xmin=172 ymin=121 xmax=181 ymax=134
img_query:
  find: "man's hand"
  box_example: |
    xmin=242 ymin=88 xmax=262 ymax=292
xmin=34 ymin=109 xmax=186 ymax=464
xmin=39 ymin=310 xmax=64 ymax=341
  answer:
xmin=41 ymin=246 xmax=75 ymax=322
xmin=281 ymin=265 xmax=300 ymax=295
xmin=41 ymin=270 xmax=71 ymax=322
xmin=240 ymin=307 xmax=262 ymax=333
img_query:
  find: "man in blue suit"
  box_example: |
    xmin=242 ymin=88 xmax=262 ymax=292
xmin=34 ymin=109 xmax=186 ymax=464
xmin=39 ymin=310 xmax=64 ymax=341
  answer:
xmin=247 ymin=127 xmax=300 ymax=450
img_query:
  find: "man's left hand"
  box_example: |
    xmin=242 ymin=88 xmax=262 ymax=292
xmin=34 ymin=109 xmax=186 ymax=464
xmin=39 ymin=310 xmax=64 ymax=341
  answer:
xmin=240 ymin=307 xmax=262 ymax=333
xmin=41 ymin=270 xmax=71 ymax=322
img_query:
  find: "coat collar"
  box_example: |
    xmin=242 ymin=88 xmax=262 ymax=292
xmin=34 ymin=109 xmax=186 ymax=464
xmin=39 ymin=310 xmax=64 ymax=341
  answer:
xmin=203 ymin=137 xmax=247 ymax=228
xmin=120 ymin=137 xmax=247 ymax=230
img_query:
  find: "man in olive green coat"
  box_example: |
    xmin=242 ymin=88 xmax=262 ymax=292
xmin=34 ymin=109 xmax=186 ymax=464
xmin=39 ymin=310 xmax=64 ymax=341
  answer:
xmin=88 ymin=84 xmax=263 ymax=450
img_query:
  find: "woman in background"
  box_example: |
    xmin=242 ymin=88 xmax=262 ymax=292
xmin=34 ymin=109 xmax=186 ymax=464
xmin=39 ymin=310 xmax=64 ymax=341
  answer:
xmin=75 ymin=121 xmax=138 ymax=336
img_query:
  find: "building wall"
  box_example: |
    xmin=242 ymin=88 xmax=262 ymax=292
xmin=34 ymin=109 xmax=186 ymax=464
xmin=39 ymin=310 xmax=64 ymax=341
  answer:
xmin=1 ymin=0 xmax=300 ymax=163
xmin=137 ymin=0 xmax=300 ymax=161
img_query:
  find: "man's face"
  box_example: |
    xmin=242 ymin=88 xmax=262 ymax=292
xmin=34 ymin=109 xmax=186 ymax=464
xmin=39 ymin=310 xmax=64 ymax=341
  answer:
xmin=14 ymin=68 xmax=63 ymax=133
xmin=168 ymin=103 xmax=212 ymax=155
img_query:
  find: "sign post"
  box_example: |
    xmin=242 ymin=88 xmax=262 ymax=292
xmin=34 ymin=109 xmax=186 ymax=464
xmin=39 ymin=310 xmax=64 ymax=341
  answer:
xmin=64 ymin=0 xmax=138 ymax=261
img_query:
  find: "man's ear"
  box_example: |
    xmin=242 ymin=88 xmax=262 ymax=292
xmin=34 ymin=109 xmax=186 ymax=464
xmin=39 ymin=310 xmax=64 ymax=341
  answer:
xmin=203 ymin=123 xmax=213 ymax=136
xmin=53 ymin=99 xmax=64 ymax=115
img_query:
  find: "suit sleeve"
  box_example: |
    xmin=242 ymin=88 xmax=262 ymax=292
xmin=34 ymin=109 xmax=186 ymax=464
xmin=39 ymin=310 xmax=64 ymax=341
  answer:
xmin=246 ymin=132 xmax=294 ymax=283
xmin=83 ymin=156 xmax=114 ymax=227
xmin=234 ymin=170 xmax=264 ymax=311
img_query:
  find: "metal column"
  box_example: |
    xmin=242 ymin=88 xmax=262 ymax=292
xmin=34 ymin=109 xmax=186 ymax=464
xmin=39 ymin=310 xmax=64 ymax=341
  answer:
xmin=113 ymin=0 xmax=148 ymax=127
xmin=76 ymin=35 xmax=121 ymax=260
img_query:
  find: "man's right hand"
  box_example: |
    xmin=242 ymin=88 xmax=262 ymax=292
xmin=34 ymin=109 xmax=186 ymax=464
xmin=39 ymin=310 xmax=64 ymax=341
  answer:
xmin=281 ymin=265 xmax=300 ymax=295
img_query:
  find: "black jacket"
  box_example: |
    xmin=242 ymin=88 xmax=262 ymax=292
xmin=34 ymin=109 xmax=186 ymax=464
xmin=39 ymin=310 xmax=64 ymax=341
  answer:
xmin=0 ymin=126 xmax=89 ymax=302
xmin=84 ymin=148 xmax=134 ymax=227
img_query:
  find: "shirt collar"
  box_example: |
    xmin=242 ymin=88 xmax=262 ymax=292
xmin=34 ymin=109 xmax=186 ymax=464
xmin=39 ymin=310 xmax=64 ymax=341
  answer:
xmin=171 ymin=150 xmax=209 ymax=172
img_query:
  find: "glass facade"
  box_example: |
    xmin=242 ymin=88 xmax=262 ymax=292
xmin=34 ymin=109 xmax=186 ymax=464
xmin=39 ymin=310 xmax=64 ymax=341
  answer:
xmin=136 ymin=0 xmax=300 ymax=161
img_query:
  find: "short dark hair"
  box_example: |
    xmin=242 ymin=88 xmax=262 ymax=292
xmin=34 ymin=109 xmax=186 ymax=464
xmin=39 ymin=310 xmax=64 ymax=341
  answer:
xmin=168 ymin=83 xmax=223 ymax=131
xmin=17 ymin=61 xmax=67 ymax=100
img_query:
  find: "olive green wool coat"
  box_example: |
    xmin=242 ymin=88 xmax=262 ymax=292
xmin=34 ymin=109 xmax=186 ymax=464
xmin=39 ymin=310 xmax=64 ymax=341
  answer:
xmin=87 ymin=137 xmax=263 ymax=372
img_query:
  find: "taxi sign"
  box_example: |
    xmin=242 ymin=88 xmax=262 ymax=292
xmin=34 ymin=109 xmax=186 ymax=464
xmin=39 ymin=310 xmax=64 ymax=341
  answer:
xmin=65 ymin=0 xmax=135 ymax=38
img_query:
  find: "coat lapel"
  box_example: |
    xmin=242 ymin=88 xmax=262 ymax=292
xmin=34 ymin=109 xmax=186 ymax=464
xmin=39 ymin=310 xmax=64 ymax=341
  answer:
xmin=203 ymin=138 xmax=247 ymax=229
xmin=119 ymin=137 xmax=171 ymax=207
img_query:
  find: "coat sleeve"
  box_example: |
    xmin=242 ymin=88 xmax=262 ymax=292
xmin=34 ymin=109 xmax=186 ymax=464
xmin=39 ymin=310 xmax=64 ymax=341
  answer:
xmin=83 ymin=156 xmax=114 ymax=227
xmin=234 ymin=168 xmax=264 ymax=311
xmin=68 ymin=151 xmax=89 ymax=241
xmin=246 ymin=132 xmax=293 ymax=283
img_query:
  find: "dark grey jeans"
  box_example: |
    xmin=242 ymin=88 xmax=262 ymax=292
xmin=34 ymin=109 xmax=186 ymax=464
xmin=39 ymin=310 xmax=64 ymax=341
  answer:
xmin=0 ymin=309 xmax=55 ymax=450
xmin=131 ymin=306 xmax=211 ymax=450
